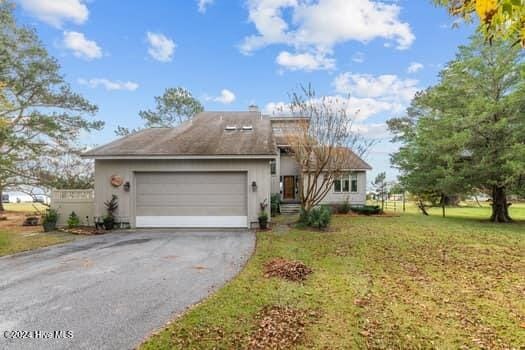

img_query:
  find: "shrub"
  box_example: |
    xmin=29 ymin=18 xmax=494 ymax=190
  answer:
xmin=270 ymin=194 xmax=281 ymax=216
xmin=67 ymin=211 xmax=80 ymax=228
xmin=351 ymin=205 xmax=382 ymax=215
xmin=42 ymin=208 xmax=59 ymax=232
xmin=338 ymin=201 xmax=351 ymax=214
xmin=42 ymin=208 xmax=59 ymax=224
xmin=299 ymin=206 xmax=332 ymax=229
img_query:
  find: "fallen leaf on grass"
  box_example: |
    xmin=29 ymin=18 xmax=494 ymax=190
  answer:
xmin=248 ymin=306 xmax=318 ymax=350
xmin=263 ymin=258 xmax=312 ymax=282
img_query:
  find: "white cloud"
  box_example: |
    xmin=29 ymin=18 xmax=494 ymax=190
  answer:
xmin=197 ymin=0 xmax=214 ymax=13
xmin=276 ymin=51 xmax=335 ymax=71
xmin=331 ymin=72 xmax=419 ymax=120
xmin=207 ymin=89 xmax=236 ymax=104
xmin=352 ymin=52 xmax=365 ymax=63
xmin=351 ymin=123 xmax=390 ymax=139
xmin=407 ymin=62 xmax=424 ymax=73
xmin=63 ymin=31 xmax=102 ymax=60
xmin=264 ymin=101 xmax=292 ymax=115
xmin=78 ymin=78 xmax=139 ymax=91
xmin=19 ymin=0 xmax=88 ymax=27
xmin=240 ymin=0 xmax=414 ymax=70
xmin=333 ymin=72 xmax=418 ymax=102
xmin=146 ymin=32 xmax=176 ymax=62
xmin=264 ymin=95 xmax=393 ymax=121
xmin=265 ymin=72 xmax=419 ymax=122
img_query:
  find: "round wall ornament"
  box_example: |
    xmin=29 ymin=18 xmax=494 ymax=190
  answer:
xmin=110 ymin=175 xmax=123 ymax=187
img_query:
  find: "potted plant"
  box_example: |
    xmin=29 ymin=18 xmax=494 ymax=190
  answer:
xmin=258 ymin=199 xmax=269 ymax=229
xmin=42 ymin=208 xmax=59 ymax=232
xmin=103 ymin=195 xmax=118 ymax=230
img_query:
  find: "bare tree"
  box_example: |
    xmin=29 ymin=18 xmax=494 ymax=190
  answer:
xmin=287 ymin=85 xmax=374 ymax=212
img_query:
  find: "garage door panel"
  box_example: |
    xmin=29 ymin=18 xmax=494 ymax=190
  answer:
xmin=137 ymin=173 xmax=246 ymax=185
xmin=136 ymin=196 xmax=245 ymax=207
xmin=135 ymin=172 xmax=247 ymax=228
xmin=136 ymin=183 xmax=245 ymax=195
xmin=136 ymin=216 xmax=247 ymax=228
xmin=136 ymin=206 xmax=246 ymax=216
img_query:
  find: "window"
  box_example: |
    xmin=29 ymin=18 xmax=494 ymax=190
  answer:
xmin=342 ymin=177 xmax=350 ymax=192
xmin=334 ymin=178 xmax=342 ymax=192
xmin=351 ymin=173 xmax=358 ymax=192
xmin=334 ymin=173 xmax=358 ymax=193
xmin=270 ymin=160 xmax=276 ymax=175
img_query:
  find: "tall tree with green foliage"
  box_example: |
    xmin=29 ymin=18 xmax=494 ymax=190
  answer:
xmin=115 ymin=87 xmax=203 ymax=136
xmin=388 ymin=34 xmax=525 ymax=222
xmin=0 ymin=2 xmax=103 ymax=211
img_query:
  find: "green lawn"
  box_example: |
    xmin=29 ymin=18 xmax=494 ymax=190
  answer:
xmin=141 ymin=209 xmax=525 ymax=349
xmin=375 ymin=201 xmax=525 ymax=221
xmin=0 ymin=203 xmax=78 ymax=256
xmin=0 ymin=230 xmax=77 ymax=256
xmin=2 ymin=202 xmax=48 ymax=213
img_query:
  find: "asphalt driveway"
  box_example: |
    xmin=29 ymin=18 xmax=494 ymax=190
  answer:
xmin=0 ymin=230 xmax=255 ymax=350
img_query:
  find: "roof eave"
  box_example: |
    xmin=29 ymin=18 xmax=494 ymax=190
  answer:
xmin=82 ymin=154 xmax=278 ymax=160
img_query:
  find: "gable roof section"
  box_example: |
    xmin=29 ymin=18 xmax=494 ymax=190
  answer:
xmin=338 ymin=148 xmax=372 ymax=170
xmin=83 ymin=112 xmax=277 ymax=158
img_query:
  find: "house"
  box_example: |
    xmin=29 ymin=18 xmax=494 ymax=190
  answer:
xmin=81 ymin=110 xmax=371 ymax=228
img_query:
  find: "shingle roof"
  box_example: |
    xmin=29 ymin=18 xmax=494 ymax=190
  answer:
xmin=337 ymin=148 xmax=372 ymax=170
xmin=83 ymin=111 xmax=277 ymax=157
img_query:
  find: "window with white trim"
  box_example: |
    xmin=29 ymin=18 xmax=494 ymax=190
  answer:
xmin=334 ymin=173 xmax=358 ymax=193
xmin=350 ymin=173 xmax=358 ymax=192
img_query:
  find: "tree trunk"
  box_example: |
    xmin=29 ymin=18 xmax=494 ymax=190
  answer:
xmin=474 ymin=195 xmax=482 ymax=208
xmin=441 ymin=193 xmax=446 ymax=218
xmin=490 ymin=186 xmax=512 ymax=223
xmin=0 ymin=186 xmax=4 ymax=212
xmin=417 ymin=199 xmax=429 ymax=216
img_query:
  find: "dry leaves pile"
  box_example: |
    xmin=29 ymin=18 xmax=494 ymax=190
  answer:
xmin=263 ymin=258 xmax=312 ymax=282
xmin=59 ymin=226 xmax=104 ymax=235
xmin=248 ymin=306 xmax=316 ymax=350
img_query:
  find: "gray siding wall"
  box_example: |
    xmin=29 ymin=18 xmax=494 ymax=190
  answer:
xmin=271 ymin=152 xmax=280 ymax=195
xmin=94 ymin=159 xmax=271 ymax=228
xmin=280 ymin=155 xmax=300 ymax=176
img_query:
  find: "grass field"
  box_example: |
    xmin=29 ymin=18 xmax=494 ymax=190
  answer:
xmin=0 ymin=204 xmax=78 ymax=256
xmin=374 ymin=201 xmax=525 ymax=221
xmin=2 ymin=202 xmax=48 ymax=213
xmin=142 ymin=208 xmax=525 ymax=349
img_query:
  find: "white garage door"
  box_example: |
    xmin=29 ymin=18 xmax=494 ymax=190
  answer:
xmin=135 ymin=172 xmax=247 ymax=228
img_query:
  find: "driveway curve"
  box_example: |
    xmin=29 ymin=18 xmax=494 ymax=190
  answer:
xmin=0 ymin=230 xmax=255 ymax=350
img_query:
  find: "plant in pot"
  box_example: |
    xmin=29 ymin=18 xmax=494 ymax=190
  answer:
xmin=258 ymin=199 xmax=269 ymax=229
xmin=42 ymin=208 xmax=59 ymax=232
xmin=103 ymin=195 xmax=118 ymax=230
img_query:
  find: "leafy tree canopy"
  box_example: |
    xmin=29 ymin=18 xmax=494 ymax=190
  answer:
xmin=115 ymin=87 xmax=203 ymax=136
xmin=0 ymin=1 xmax=103 ymax=210
xmin=388 ymin=34 xmax=525 ymax=222
xmin=434 ymin=0 xmax=525 ymax=46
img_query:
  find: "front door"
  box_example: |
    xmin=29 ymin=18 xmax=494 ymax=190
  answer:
xmin=283 ymin=176 xmax=295 ymax=200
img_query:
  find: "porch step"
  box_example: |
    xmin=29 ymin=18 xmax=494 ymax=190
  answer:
xmin=280 ymin=203 xmax=301 ymax=215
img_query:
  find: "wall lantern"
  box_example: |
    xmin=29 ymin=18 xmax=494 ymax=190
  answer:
xmin=123 ymin=181 xmax=130 ymax=192
xmin=251 ymin=181 xmax=257 ymax=192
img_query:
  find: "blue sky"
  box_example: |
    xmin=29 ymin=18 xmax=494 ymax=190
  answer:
xmin=14 ymin=0 xmax=475 ymax=183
